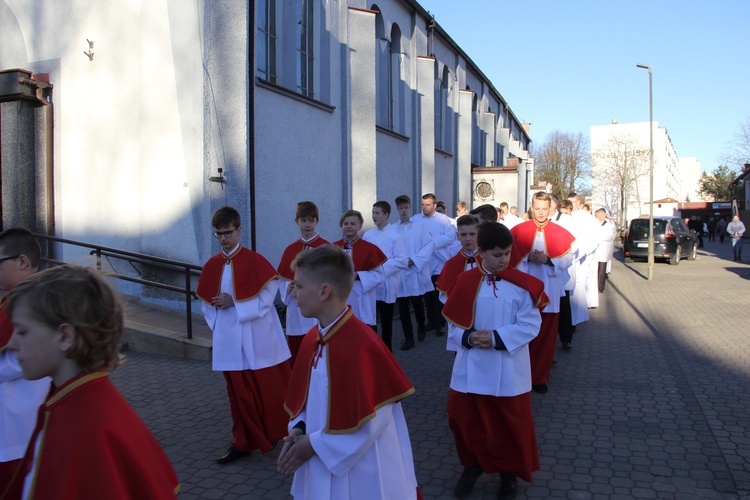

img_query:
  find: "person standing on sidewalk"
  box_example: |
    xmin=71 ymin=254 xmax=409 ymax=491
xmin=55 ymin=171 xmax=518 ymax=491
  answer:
xmin=727 ymin=215 xmax=746 ymax=262
xmin=717 ymin=217 xmax=727 ymax=244
xmin=594 ymin=209 xmax=617 ymax=293
xmin=197 ymin=206 xmax=291 ymax=465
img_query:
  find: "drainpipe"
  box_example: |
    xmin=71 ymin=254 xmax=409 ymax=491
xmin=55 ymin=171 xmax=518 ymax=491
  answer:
xmin=248 ymin=1 xmax=257 ymax=250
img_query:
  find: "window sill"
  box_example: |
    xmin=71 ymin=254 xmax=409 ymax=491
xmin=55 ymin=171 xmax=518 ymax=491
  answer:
xmin=435 ymin=147 xmax=453 ymax=158
xmin=256 ymin=78 xmax=335 ymax=113
xmin=376 ymin=125 xmax=409 ymax=142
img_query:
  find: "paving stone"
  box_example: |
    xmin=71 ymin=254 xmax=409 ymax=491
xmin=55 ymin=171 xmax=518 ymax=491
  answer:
xmin=108 ymin=243 xmax=749 ymax=498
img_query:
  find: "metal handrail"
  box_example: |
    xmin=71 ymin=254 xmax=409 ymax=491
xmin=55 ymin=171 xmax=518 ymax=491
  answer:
xmin=33 ymin=233 xmax=202 ymax=339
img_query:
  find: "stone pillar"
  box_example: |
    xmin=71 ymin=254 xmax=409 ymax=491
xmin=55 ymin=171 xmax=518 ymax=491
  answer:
xmin=417 ymin=56 xmax=435 ymax=196
xmin=347 ymin=8 xmax=377 ymax=212
xmin=456 ymin=89 xmax=473 ymax=208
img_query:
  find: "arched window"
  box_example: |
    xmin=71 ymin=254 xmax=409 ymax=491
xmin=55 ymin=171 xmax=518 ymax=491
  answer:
xmin=373 ymin=6 xmax=389 ymax=127
xmin=471 ymin=94 xmax=481 ymax=165
xmin=388 ymin=24 xmax=402 ymax=132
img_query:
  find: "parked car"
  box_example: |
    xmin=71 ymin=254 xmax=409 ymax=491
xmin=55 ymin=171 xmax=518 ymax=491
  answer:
xmin=623 ymin=217 xmax=698 ymax=265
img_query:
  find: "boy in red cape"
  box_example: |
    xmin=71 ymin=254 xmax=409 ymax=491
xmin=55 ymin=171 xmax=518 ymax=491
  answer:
xmin=509 ymin=192 xmax=575 ymax=395
xmin=277 ymin=245 xmax=421 ymax=499
xmin=436 ymin=214 xmax=482 ymax=305
xmin=277 ymin=201 xmax=329 ymax=366
xmin=197 ymin=206 xmax=291 ymax=464
xmin=4 ymin=265 xmax=179 ymax=499
xmin=332 ymin=210 xmax=387 ymax=328
xmin=0 ymin=228 xmax=49 ymax=498
xmin=443 ymin=222 xmax=548 ymax=500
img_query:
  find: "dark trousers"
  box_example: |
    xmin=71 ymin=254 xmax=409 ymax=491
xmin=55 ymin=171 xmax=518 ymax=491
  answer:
xmin=732 ymin=238 xmax=743 ymax=260
xmin=397 ymin=296 xmax=425 ymax=342
xmin=373 ymin=300 xmax=395 ymax=351
xmin=558 ymin=291 xmax=574 ymax=344
xmin=423 ymin=274 xmax=445 ymax=330
xmin=598 ymin=262 xmax=608 ymax=293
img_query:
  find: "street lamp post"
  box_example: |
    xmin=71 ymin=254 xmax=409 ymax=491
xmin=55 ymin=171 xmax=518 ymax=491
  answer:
xmin=636 ymin=64 xmax=654 ymax=281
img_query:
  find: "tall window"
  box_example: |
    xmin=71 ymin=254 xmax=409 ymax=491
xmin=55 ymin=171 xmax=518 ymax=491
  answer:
xmin=471 ymin=94 xmax=481 ymax=165
xmin=435 ymin=66 xmax=451 ymax=152
xmin=297 ymin=0 xmax=314 ymax=97
xmin=388 ymin=24 xmax=402 ymax=131
xmin=374 ymin=7 xmax=389 ymax=127
xmin=257 ymin=0 xmax=276 ymax=83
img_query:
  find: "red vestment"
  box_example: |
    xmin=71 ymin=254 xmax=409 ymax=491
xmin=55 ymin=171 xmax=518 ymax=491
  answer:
xmin=9 ymin=371 xmax=179 ymax=499
xmin=0 ymin=297 xmax=12 ymax=349
xmin=435 ymin=251 xmax=482 ymax=294
xmin=196 ymin=246 xmax=279 ymax=303
xmin=277 ymin=235 xmax=329 ymax=280
xmin=442 ymin=267 xmax=548 ymax=330
xmin=285 ymin=307 xmax=414 ymax=433
xmin=332 ymin=238 xmax=387 ymax=273
xmin=509 ymin=219 xmax=575 ymax=269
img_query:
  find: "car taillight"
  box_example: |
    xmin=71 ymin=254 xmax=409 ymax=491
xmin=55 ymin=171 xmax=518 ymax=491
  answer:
xmin=624 ymin=232 xmax=629 ymax=239
xmin=665 ymin=222 xmax=675 ymax=238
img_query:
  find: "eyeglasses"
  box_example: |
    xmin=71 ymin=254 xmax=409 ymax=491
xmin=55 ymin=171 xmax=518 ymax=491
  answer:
xmin=212 ymin=228 xmax=238 ymax=239
xmin=0 ymin=255 xmax=20 ymax=263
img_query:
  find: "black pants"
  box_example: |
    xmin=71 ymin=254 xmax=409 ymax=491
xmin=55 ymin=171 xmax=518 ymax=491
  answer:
xmin=558 ymin=291 xmax=574 ymax=344
xmin=397 ymin=296 xmax=425 ymax=342
xmin=373 ymin=301 xmax=395 ymax=351
xmin=423 ymin=275 xmax=445 ymax=330
xmin=598 ymin=262 xmax=608 ymax=293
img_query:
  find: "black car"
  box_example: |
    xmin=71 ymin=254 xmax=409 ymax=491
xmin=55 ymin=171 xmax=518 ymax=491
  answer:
xmin=623 ymin=217 xmax=698 ymax=265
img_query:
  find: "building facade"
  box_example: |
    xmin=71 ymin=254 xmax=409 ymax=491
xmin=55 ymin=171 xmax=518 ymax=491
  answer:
xmin=590 ymin=121 xmax=699 ymax=227
xmin=0 ymin=0 xmax=532 ymax=305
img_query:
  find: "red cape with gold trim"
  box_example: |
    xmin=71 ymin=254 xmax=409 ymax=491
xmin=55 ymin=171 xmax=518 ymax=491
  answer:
xmin=0 ymin=297 xmax=12 ymax=350
xmin=332 ymin=238 xmax=387 ymax=272
xmin=436 ymin=251 xmax=482 ymax=294
xmin=196 ymin=246 xmax=278 ymax=303
xmin=277 ymin=235 xmax=329 ymax=280
xmin=509 ymin=220 xmax=575 ymax=270
xmin=284 ymin=307 xmax=415 ymax=434
xmin=442 ymin=267 xmax=549 ymax=330
xmin=9 ymin=371 xmax=179 ymax=499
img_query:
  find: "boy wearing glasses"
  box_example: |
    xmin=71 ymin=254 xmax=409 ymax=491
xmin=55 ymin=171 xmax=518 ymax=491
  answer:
xmin=197 ymin=206 xmax=291 ymax=465
xmin=0 ymin=227 xmax=49 ymax=497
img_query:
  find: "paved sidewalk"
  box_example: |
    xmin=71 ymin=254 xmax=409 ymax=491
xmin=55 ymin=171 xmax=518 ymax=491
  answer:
xmin=110 ymin=238 xmax=750 ymax=498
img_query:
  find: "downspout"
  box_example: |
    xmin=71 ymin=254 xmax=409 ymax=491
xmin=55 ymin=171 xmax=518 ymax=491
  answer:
xmin=248 ymin=1 xmax=257 ymax=250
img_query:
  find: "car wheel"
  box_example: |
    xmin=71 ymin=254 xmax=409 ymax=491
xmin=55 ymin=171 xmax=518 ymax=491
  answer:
xmin=686 ymin=243 xmax=697 ymax=261
xmin=669 ymin=246 xmax=681 ymax=265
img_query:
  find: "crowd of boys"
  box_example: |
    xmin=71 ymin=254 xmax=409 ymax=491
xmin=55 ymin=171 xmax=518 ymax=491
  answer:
xmin=0 ymin=189 xmax=621 ymax=499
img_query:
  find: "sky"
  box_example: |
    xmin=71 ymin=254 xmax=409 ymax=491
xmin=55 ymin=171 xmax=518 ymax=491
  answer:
xmin=419 ymin=0 xmax=750 ymax=173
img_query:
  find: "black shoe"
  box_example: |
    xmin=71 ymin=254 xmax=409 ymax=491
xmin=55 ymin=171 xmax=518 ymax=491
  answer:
xmin=417 ymin=326 xmax=426 ymax=341
xmin=498 ymin=474 xmax=517 ymax=500
xmin=454 ymin=465 xmax=483 ymax=498
xmin=436 ymin=325 xmax=446 ymax=337
xmin=562 ymin=342 xmax=571 ymax=351
xmin=425 ymin=323 xmax=436 ymax=332
xmin=532 ymin=383 xmax=548 ymax=394
xmin=215 ymin=444 xmax=246 ymax=464
xmin=400 ymin=339 xmax=415 ymax=350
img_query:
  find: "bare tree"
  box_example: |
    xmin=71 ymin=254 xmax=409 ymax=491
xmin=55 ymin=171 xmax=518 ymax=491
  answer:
xmin=532 ymin=131 xmax=590 ymax=197
xmin=722 ymin=116 xmax=750 ymax=169
xmin=592 ymin=132 xmax=649 ymax=229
